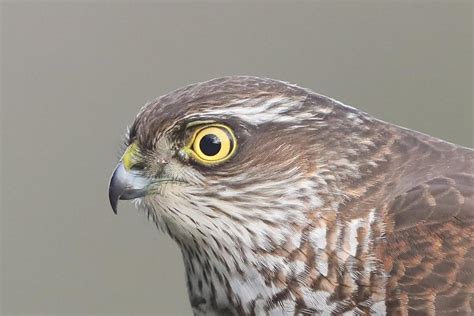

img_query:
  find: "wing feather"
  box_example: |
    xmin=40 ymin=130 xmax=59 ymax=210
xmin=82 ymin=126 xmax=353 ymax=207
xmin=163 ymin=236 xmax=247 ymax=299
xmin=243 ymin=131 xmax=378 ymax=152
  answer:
xmin=383 ymin=173 xmax=474 ymax=315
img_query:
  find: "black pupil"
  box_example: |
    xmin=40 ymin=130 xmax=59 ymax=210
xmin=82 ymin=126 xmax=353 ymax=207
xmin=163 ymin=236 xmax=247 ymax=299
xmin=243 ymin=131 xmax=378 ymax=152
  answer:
xmin=199 ymin=134 xmax=221 ymax=156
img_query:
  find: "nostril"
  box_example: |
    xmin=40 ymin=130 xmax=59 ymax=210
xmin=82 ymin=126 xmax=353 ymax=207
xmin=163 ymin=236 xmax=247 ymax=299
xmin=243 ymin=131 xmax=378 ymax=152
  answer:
xmin=129 ymin=161 xmax=146 ymax=171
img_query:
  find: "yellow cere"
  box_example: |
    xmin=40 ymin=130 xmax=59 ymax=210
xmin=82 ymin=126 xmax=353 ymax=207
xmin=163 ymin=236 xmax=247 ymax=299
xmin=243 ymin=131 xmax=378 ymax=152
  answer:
xmin=188 ymin=124 xmax=237 ymax=164
xmin=122 ymin=142 xmax=139 ymax=171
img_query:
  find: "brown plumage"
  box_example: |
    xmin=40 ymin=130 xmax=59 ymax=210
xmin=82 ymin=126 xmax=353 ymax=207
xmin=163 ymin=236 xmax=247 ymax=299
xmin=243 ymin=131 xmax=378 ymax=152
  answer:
xmin=109 ymin=76 xmax=473 ymax=315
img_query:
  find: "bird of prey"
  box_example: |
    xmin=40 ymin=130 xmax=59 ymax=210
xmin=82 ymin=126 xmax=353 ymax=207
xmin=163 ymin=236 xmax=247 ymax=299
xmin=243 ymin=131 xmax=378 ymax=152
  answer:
xmin=109 ymin=76 xmax=473 ymax=315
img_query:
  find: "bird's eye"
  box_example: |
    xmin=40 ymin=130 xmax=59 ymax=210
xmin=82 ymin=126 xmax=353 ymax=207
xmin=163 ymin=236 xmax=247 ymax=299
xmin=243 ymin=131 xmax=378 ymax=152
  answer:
xmin=187 ymin=124 xmax=236 ymax=164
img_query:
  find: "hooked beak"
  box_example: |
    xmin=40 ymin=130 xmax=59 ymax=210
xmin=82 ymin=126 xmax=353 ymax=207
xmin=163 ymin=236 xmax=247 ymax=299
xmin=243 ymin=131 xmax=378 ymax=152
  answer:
xmin=108 ymin=163 xmax=150 ymax=214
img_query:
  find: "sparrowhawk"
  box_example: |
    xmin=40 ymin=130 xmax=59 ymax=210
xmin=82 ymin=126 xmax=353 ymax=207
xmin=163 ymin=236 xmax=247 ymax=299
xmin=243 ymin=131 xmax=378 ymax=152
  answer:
xmin=109 ymin=76 xmax=473 ymax=315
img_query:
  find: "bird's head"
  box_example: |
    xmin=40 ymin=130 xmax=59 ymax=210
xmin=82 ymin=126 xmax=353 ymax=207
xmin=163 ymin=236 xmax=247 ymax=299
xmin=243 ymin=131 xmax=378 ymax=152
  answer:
xmin=109 ymin=76 xmax=370 ymax=248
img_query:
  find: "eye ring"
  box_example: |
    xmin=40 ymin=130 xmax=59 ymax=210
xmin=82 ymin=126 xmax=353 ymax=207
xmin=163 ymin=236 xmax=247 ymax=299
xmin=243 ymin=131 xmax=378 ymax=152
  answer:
xmin=186 ymin=124 xmax=237 ymax=165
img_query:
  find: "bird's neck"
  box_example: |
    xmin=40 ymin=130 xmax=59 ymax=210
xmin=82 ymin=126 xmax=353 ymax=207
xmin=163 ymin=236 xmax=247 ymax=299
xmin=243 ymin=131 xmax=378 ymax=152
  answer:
xmin=178 ymin=204 xmax=387 ymax=315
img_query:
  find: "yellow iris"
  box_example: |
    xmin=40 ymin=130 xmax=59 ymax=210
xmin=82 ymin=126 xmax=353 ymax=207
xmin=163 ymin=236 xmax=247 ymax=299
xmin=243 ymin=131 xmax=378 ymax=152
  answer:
xmin=188 ymin=124 xmax=236 ymax=164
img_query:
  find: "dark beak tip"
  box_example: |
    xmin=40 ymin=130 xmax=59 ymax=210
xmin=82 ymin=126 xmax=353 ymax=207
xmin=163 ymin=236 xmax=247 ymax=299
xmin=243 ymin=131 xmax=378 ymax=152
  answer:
xmin=108 ymin=167 xmax=122 ymax=215
xmin=109 ymin=186 xmax=119 ymax=215
xmin=110 ymin=200 xmax=118 ymax=215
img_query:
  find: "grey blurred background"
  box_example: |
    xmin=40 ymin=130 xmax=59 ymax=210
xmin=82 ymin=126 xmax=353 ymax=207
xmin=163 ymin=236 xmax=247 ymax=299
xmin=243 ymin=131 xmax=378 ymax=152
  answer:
xmin=1 ymin=1 xmax=472 ymax=315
